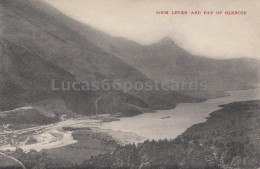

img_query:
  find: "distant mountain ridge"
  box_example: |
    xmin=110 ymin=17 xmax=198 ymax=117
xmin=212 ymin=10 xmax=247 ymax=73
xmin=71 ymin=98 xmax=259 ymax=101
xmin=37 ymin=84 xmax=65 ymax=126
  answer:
xmin=48 ymin=9 xmax=260 ymax=99
xmin=1 ymin=0 xmax=258 ymax=122
xmin=0 ymin=0 xmax=197 ymax=121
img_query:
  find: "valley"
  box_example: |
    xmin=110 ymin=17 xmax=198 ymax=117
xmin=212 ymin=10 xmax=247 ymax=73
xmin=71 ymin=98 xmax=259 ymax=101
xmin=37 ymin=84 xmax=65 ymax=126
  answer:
xmin=0 ymin=88 xmax=259 ymax=157
xmin=0 ymin=0 xmax=260 ymax=168
xmin=0 ymin=89 xmax=259 ymax=169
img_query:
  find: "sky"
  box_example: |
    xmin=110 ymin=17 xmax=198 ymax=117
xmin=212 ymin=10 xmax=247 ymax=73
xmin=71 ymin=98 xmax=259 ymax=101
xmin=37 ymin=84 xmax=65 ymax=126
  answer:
xmin=44 ymin=0 xmax=260 ymax=59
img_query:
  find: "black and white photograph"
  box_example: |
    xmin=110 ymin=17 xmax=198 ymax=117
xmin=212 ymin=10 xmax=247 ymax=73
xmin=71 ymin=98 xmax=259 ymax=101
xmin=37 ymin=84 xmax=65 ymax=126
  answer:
xmin=0 ymin=0 xmax=260 ymax=168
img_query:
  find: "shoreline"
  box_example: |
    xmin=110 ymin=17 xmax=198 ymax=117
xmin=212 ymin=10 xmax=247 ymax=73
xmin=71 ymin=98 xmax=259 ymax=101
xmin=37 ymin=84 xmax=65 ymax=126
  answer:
xmin=1 ymin=88 xmax=259 ymax=153
xmin=0 ymin=117 xmax=146 ymax=153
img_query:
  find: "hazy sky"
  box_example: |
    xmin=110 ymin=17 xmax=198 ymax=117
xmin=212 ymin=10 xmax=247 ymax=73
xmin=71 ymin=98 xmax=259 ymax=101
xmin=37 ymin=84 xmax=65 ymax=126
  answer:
xmin=44 ymin=0 xmax=260 ymax=59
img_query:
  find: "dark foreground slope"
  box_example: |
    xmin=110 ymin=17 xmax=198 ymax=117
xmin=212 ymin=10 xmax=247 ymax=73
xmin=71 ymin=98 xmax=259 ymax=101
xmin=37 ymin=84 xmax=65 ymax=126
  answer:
xmin=83 ymin=100 xmax=260 ymax=169
xmin=4 ymin=100 xmax=260 ymax=169
xmin=0 ymin=0 xmax=197 ymax=120
xmin=0 ymin=37 xmax=77 ymax=121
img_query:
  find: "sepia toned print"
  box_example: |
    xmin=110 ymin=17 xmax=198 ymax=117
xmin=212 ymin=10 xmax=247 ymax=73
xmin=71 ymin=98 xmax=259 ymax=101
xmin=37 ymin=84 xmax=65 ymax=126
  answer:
xmin=0 ymin=0 xmax=259 ymax=169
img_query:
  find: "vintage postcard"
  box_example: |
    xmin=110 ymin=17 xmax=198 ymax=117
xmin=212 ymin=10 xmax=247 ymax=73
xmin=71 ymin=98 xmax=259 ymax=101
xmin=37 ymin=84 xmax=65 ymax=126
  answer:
xmin=0 ymin=0 xmax=259 ymax=169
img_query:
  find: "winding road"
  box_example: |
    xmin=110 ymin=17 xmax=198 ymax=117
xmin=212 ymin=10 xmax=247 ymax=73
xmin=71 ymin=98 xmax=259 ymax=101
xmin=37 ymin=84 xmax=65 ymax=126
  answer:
xmin=0 ymin=152 xmax=27 ymax=169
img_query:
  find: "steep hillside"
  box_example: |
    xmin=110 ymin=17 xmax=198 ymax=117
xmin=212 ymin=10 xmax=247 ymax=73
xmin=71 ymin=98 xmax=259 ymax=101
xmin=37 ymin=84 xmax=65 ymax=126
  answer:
xmin=47 ymin=8 xmax=260 ymax=99
xmin=0 ymin=37 xmax=74 ymax=111
xmin=0 ymin=37 xmax=147 ymax=117
xmin=0 ymin=0 xmax=197 ymax=118
xmin=99 ymin=36 xmax=260 ymax=98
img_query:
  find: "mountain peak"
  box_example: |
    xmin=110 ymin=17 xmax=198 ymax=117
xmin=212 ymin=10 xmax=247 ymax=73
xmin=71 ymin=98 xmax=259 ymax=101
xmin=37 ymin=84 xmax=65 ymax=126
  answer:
xmin=158 ymin=37 xmax=175 ymax=45
xmin=150 ymin=36 xmax=177 ymax=48
xmin=161 ymin=37 xmax=174 ymax=43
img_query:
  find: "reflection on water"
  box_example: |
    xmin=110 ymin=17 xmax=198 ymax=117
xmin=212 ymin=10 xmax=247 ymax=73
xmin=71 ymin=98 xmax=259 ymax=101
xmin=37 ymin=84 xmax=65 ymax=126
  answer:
xmin=94 ymin=89 xmax=260 ymax=142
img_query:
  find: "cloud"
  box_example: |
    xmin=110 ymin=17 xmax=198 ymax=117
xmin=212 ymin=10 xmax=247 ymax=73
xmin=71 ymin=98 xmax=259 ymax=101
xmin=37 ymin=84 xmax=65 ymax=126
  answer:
xmin=45 ymin=0 xmax=260 ymax=59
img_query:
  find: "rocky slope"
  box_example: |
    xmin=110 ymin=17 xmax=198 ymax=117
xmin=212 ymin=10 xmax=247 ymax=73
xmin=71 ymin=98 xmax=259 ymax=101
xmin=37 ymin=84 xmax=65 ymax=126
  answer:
xmin=0 ymin=0 xmax=197 ymax=120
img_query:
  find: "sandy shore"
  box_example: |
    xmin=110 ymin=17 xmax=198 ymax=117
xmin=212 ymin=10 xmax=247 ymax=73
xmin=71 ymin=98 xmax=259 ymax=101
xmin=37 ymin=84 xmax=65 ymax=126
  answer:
xmin=0 ymin=117 xmax=145 ymax=153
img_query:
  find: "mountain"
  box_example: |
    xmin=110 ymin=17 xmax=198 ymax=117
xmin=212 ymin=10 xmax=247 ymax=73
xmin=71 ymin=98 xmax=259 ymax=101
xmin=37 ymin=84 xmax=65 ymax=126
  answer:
xmin=0 ymin=0 xmax=197 ymax=120
xmin=51 ymin=11 xmax=260 ymax=99
xmin=0 ymin=37 xmax=74 ymax=111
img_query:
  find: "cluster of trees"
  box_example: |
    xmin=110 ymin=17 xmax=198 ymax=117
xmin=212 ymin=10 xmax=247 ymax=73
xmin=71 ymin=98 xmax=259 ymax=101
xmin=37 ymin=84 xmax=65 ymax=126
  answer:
xmin=8 ymin=140 xmax=219 ymax=169
xmin=83 ymin=139 xmax=221 ymax=169
xmin=82 ymin=101 xmax=260 ymax=169
xmin=6 ymin=149 xmax=76 ymax=169
xmin=5 ymin=100 xmax=260 ymax=169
